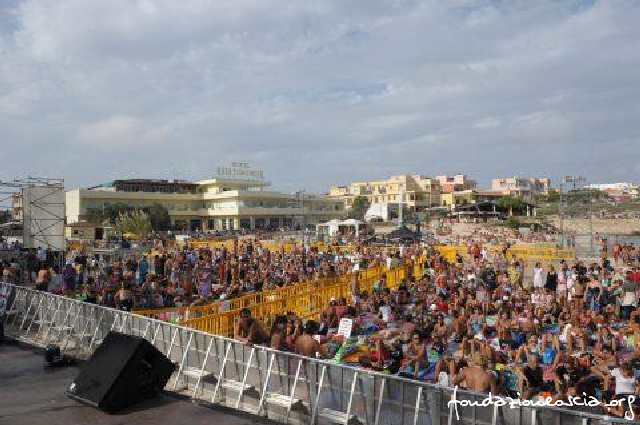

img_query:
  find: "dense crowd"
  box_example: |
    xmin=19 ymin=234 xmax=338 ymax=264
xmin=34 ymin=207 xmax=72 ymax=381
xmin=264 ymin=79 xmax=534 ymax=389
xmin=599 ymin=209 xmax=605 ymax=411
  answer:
xmin=15 ymin=239 xmax=386 ymax=311
xmin=4 ymin=233 xmax=640 ymax=416
xmin=438 ymin=225 xmax=559 ymax=246
xmin=234 ymin=241 xmax=640 ymax=417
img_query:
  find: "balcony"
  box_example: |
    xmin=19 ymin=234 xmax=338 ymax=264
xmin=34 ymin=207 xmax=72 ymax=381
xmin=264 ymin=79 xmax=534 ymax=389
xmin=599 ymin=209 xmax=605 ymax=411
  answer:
xmin=237 ymin=206 xmax=302 ymax=216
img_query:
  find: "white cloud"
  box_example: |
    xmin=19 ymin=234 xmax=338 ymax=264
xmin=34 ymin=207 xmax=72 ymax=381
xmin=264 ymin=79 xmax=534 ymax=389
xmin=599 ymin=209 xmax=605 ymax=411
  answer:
xmin=76 ymin=115 xmax=142 ymax=147
xmin=0 ymin=0 xmax=639 ymax=190
xmin=473 ymin=117 xmax=501 ymax=129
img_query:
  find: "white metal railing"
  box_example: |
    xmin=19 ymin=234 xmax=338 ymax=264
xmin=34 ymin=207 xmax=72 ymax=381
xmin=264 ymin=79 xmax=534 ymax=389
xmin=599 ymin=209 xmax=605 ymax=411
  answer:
xmin=0 ymin=282 xmax=636 ymax=425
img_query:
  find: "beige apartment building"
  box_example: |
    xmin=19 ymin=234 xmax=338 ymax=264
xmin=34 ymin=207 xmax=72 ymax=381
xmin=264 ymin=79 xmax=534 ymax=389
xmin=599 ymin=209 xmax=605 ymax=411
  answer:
xmin=329 ymin=174 xmax=441 ymax=212
xmin=435 ymin=175 xmax=477 ymax=193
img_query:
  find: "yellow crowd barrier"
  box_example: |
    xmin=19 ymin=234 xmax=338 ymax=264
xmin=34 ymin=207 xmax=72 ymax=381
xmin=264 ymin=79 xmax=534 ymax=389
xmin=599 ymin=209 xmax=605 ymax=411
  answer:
xmin=187 ymin=240 xmax=231 ymax=251
xmin=181 ymin=258 xmax=426 ymax=337
xmin=182 ymin=280 xmax=353 ymax=336
xmin=435 ymin=244 xmax=575 ymax=263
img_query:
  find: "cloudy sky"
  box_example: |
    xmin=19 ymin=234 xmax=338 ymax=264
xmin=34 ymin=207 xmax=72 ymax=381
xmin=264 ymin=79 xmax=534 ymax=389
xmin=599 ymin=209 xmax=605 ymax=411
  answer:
xmin=1 ymin=0 xmax=639 ymax=193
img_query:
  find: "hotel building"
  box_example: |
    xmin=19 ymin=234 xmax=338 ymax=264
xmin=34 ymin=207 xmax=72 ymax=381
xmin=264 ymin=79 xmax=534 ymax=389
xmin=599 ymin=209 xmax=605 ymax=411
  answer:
xmin=66 ymin=164 xmax=345 ymax=231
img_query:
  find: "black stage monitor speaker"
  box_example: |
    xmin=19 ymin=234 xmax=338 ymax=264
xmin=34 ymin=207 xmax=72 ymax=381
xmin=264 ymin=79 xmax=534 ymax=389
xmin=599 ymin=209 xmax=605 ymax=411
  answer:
xmin=67 ymin=331 xmax=175 ymax=413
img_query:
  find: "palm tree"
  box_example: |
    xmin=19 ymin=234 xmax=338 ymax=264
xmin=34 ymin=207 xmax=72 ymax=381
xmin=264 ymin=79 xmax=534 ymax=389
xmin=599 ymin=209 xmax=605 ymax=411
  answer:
xmin=498 ymin=196 xmax=525 ymax=217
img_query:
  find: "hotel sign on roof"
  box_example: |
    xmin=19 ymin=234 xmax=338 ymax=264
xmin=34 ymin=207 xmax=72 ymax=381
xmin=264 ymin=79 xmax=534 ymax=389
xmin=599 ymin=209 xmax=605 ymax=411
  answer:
xmin=216 ymin=162 xmax=264 ymax=180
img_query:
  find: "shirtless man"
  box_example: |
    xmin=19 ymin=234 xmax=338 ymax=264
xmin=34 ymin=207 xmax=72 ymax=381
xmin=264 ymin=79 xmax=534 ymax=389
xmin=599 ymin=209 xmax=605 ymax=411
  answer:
xmin=433 ymin=315 xmax=449 ymax=340
xmin=572 ymin=276 xmax=586 ymax=312
xmin=451 ymin=310 xmax=467 ymax=340
xmin=453 ymin=353 xmax=497 ymax=394
xmin=295 ymin=320 xmax=321 ymax=357
xmin=35 ymin=264 xmax=50 ymax=291
xmin=406 ymin=332 xmax=427 ymax=379
xmin=234 ymin=308 xmax=268 ymax=345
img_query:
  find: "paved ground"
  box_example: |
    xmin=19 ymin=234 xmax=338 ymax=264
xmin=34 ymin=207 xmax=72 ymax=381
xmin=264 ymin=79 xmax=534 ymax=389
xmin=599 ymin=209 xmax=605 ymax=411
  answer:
xmin=0 ymin=341 xmax=270 ymax=425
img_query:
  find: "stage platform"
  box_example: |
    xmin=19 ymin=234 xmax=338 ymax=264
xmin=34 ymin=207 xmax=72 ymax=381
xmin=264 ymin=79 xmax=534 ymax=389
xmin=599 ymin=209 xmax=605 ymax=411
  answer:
xmin=0 ymin=341 xmax=273 ymax=425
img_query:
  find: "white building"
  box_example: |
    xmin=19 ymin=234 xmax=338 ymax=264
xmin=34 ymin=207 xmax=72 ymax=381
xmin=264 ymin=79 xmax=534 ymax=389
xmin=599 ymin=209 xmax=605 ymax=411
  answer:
xmin=490 ymin=177 xmax=551 ymax=200
xmin=587 ymin=182 xmax=637 ymax=191
xmin=587 ymin=182 xmax=639 ymax=200
xmin=66 ymin=164 xmax=345 ymax=231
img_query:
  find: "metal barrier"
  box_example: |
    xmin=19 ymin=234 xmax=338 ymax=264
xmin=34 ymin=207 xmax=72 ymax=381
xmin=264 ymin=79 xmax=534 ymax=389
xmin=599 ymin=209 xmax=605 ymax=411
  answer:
xmin=1 ymin=282 xmax=634 ymax=425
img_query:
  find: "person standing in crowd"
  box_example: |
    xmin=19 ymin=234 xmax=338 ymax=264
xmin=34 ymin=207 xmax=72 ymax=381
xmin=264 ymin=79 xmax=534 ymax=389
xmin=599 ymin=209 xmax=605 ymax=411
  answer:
xmin=533 ymin=262 xmax=545 ymax=291
xmin=114 ymin=282 xmax=134 ymax=311
xmin=2 ymin=260 xmax=16 ymax=284
xmin=61 ymin=261 xmax=77 ymax=295
xmin=138 ymin=256 xmax=149 ymax=285
xmin=545 ymin=265 xmax=558 ymax=293
xmin=621 ymin=270 xmax=637 ymax=320
xmin=35 ymin=263 xmax=50 ymax=291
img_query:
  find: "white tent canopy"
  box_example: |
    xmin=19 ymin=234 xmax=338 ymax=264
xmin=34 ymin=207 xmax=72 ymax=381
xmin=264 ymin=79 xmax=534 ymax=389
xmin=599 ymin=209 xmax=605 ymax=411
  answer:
xmin=364 ymin=202 xmax=399 ymax=222
xmin=316 ymin=219 xmax=365 ymax=237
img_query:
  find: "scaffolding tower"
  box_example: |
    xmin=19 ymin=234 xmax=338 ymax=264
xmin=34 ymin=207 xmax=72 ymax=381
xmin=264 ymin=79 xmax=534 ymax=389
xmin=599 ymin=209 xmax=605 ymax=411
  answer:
xmin=0 ymin=177 xmax=65 ymax=252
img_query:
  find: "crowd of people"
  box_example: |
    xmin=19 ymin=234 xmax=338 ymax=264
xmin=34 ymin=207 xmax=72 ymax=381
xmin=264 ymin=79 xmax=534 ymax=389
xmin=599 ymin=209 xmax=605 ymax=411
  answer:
xmin=18 ymin=238 xmax=383 ymax=311
xmin=233 ymin=240 xmax=640 ymax=418
xmin=4 ymin=231 xmax=640 ymax=417
xmin=439 ymin=225 xmax=559 ymax=246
